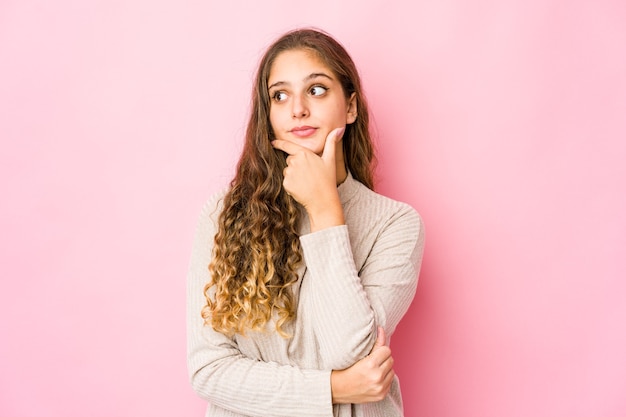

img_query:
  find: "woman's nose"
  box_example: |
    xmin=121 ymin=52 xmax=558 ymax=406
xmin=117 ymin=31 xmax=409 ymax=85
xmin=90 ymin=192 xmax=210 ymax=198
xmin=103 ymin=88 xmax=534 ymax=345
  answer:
xmin=291 ymin=95 xmax=309 ymax=118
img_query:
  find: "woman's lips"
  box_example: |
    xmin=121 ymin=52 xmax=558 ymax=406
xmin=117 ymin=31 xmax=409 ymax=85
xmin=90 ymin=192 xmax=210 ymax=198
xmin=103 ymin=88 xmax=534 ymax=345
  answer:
xmin=290 ymin=126 xmax=317 ymax=138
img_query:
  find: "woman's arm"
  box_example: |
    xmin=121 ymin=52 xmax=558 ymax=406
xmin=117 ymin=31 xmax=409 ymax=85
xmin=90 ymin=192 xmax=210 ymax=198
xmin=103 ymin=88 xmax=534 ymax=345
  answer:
xmin=300 ymin=206 xmax=425 ymax=370
xmin=273 ymin=129 xmax=425 ymax=370
xmin=187 ymin=320 xmax=333 ymax=417
xmin=186 ymin=196 xmax=333 ymax=417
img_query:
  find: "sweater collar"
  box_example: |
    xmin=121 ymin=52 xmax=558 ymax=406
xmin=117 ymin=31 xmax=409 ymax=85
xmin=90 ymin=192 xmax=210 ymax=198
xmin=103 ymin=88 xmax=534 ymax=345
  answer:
xmin=337 ymin=170 xmax=360 ymax=205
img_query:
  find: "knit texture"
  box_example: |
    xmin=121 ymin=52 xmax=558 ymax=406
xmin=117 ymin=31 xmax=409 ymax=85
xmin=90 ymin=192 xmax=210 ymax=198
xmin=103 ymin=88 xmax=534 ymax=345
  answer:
xmin=187 ymin=173 xmax=425 ymax=417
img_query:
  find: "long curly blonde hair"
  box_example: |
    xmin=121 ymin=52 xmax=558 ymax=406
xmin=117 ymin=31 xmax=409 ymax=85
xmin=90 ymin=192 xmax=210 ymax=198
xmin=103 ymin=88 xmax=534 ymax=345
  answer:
xmin=202 ymin=28 xmax=376 ymax=337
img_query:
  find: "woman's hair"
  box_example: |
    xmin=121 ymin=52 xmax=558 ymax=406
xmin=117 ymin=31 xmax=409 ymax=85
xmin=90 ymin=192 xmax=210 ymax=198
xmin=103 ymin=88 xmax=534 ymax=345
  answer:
xmin=202 ymin=28 xmax=376 ymax=337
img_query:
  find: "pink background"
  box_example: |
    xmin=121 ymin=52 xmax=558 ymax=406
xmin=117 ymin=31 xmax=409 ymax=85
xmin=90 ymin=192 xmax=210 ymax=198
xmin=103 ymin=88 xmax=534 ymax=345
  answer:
xmin=1 ymin=1 xmax=625 ymax=416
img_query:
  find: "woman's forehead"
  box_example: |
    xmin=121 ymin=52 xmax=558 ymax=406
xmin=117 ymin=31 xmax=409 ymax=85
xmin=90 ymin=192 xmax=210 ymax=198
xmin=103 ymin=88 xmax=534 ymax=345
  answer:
xmin=268 ymin=49 xmax=334 ymax=84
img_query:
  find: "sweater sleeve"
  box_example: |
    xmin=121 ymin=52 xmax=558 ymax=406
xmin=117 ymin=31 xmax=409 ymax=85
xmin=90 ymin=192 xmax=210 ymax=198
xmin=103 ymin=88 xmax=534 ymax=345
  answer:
xmin=299 ymin=203 xmax=425 ymax=370
xmin=186 ymin=195 xmax=333 ymax=417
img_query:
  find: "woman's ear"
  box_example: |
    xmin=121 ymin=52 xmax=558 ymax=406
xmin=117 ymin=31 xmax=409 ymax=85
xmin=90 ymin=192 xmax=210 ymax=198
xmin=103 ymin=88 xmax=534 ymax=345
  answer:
xmin=346 ymin=92 xmax=358 ymax=124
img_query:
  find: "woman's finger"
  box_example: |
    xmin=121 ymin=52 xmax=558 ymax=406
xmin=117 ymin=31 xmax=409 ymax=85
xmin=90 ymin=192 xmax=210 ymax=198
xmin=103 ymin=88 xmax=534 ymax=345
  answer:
xmin=321 ymin=126 xmax=345 ymax=164
xmin=370 ymin=345 xmax=392 ymax=367
xmin=271 ymin=139 xmax=308 ymax=155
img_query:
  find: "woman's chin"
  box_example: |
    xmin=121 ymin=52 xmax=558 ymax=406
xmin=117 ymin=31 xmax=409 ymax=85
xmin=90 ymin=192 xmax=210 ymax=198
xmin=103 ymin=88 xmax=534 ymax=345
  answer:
xmin=289 ymin=137 xmax=325 ymax=156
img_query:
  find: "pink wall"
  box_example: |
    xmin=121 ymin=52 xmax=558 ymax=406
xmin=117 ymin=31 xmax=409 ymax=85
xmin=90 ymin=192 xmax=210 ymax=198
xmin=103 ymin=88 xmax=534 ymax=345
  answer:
xmin=1 ymin=1 xmax=624 ymax=416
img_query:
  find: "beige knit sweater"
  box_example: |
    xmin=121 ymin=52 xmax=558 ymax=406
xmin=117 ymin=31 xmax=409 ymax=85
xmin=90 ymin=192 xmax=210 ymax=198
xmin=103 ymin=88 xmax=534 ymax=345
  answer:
xmin=187 ymin=173 xmax=425 ymax=417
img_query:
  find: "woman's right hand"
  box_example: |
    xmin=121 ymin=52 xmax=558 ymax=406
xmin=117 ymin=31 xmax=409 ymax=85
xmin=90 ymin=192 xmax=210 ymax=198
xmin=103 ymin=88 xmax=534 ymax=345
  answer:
xmin=271 ymin=127 xmax=346 ymax=232
xmin=330 ymin=327 xmax=395 ymax=404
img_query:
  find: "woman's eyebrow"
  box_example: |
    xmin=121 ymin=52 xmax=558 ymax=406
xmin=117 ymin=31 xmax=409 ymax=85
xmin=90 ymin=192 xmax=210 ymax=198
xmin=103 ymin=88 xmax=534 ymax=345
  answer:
xmin=268 ymin=72 xmax=333 ymax=90
xmin=305 ymin=72 xmax=333 ymax=82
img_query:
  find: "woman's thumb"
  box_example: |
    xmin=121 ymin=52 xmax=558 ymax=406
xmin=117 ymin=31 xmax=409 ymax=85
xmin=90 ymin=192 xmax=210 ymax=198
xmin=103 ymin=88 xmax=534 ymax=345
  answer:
xmin=321 ymin=126 xmax=345 ymax=162
xmin=373 ymin=326 xmax=386 ymax=349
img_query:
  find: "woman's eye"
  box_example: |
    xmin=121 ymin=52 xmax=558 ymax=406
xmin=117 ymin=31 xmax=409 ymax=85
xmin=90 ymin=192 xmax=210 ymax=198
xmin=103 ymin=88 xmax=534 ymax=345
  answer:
xmin=310 ymin=86 xmax=327 ymax=96
xmin=272 ymin=91 xmax=288 ymax=102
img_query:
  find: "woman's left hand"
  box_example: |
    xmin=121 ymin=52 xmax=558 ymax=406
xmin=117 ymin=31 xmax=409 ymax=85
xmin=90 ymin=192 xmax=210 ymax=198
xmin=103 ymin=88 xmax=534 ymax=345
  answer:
xmin=330 ymin=327 xmax=395 ymax=404
xmin=272 ymin=127 xmax=345 ymax=232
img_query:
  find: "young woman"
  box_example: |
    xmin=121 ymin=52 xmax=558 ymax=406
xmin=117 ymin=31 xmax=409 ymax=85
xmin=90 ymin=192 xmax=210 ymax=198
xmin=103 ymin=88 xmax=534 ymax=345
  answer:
xmin=187 ymin=28 xmax=425 ymax=417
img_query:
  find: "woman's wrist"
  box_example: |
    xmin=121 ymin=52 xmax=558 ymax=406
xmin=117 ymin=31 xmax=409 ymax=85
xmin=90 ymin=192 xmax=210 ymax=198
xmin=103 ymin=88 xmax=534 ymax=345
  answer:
xmin=330 ymin=369 xmax=350 ymax=404
xmin=308 ymin=207 xmax=345 ymax=232
xmin=307 ymin=195 xmax=344 ymax=232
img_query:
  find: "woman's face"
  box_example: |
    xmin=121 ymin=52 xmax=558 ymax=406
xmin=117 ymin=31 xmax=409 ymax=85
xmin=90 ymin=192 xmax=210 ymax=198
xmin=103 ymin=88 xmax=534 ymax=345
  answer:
xmin=268 ymin=48 xmax=357 ymax=156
